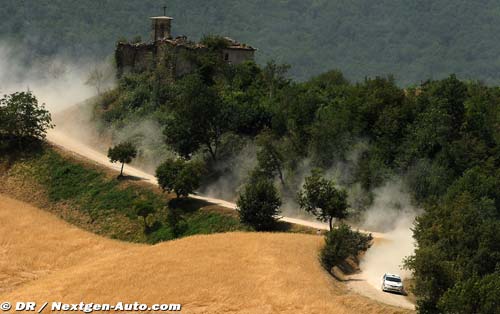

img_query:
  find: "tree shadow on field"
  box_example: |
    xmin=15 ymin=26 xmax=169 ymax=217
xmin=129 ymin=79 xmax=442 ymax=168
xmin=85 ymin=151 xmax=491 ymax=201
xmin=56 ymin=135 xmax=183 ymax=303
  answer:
xmin=0 ymin=139 xmax=45 ymax=169
xmin=117 ymin=174 xmax=143 ymax=181
xmin=274 ymin=221 xmax=298 ymax=232
xmin=168 ymin=197 xmax=213 ymax=214
xmin=330 ymin=257 xmax=363 ymax=282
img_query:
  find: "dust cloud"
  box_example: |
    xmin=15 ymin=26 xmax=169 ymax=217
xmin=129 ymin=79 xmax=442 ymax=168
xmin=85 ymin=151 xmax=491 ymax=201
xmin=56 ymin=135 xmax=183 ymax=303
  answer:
xmin=108 ymin=119 xmax=174 ymax=174
xmin=0 ymin=41 xmax=110 ymax=149
xmin=0 ymin=42 xmax=103 ymax=113
xmin=0 ymin=41 xmax=171 ymax=173
xmin=198 ymin=137 xmax=258 ymax=201
xmin=357 ymin=180 xmax=418 ymax=288
xmin=278 ymin=142 xmax=418 ymax=287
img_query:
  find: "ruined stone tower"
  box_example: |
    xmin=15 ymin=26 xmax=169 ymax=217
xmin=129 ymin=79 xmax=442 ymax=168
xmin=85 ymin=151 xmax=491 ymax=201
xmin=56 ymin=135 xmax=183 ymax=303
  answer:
xmin=151 ymin=16 xmax=173 ymax=41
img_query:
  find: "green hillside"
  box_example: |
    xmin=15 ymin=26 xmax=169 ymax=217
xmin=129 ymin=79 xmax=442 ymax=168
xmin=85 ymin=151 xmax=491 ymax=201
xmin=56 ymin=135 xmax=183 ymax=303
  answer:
xmin=3 ymin=0 xmax=500 ymax=84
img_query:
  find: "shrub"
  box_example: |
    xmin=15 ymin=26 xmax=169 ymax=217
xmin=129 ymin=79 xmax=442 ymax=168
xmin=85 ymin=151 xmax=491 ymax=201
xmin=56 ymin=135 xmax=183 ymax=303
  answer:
xmin=200 ymin=35 xmax=231 ymax=51
xmin=166 ymin=207 xmax=187 ymax=238
xmin=147 ymin=225 xmax=175 ymax=243
xmin=134 ymin=199 xmax=156 ymax=233
xmin=155 ymin=158 xmax=204 ymax=198
xmin=237 ymin=176 xmax=281 ymax=231
xmin=0 ymin=91 xmax=53 ymax=148
xmin=320 ymin=223 xmax=373 ymax=272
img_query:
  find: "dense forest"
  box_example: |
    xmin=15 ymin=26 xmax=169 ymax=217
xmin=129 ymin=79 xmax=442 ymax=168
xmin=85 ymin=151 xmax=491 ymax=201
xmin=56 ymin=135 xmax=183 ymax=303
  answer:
xmin=93 ymin=40 xmax=500 ymax=311
xmin=4 ymin=0 xmax=500 ymax=84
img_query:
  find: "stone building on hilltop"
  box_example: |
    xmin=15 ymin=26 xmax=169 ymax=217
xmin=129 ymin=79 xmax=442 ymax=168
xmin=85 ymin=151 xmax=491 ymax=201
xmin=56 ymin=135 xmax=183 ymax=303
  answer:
xmin=115 ymin=13 xmax=256 ymax=78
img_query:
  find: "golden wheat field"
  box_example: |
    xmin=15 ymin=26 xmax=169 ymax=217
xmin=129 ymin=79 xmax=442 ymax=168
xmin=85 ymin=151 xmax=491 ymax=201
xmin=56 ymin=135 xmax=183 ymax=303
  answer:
xmin=0 ymin=194 xmax=412 ymax=314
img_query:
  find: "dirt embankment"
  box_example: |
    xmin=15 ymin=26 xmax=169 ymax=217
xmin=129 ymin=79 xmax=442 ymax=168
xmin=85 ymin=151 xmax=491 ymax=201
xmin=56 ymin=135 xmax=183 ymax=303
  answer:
xmin=1 ymin=194 xmax=411 ymax=314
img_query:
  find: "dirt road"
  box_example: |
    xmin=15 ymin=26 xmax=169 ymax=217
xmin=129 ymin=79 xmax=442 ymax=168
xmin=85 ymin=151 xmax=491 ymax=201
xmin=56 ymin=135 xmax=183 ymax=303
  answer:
xmin=346 ymin=273 xmax=414 ymax=309
xmin=345 ymin=233 xmax=416 ymax=310
xmin=46 ymin=128 xmax=415 ymax=311
xmin=47 ymin=130 xmax=385 ymax=235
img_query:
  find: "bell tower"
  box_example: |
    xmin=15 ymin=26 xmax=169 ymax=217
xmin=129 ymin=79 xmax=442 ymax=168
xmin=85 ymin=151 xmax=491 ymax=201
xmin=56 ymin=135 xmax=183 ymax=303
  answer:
xmin=151 ymin=6 xmax=173 ymax=41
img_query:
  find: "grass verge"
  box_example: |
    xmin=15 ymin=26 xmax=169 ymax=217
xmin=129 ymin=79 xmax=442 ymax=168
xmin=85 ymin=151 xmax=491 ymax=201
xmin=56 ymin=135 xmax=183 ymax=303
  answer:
xmin=0 ymin=145 xmax=248 ymax=243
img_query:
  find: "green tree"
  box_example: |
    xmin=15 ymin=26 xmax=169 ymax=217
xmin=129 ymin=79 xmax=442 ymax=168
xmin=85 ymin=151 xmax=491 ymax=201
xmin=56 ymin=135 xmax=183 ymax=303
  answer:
xmin=166 ymin=207 xmax=186 ymax=238
xmin=437 ymin=272 xmax=500 ymax=314
xmin=163 ymin=74 xmax=231 ymax=161
xmin=261 ymin=60 xmax=290 ymax=99
xmin=298 ymin=169 xmax=348 ymax=230
xmin=405 ymin=190 xmax=500 ymax=314
xmin=237 ymin=175 xmax=281 ymax=231
xmin=320 ymin=223 xmax=373 ymax=272
xmin=255 ymin=129 xmax=285 ymax=184
xmin=155 ymin=158 xmax=203 ymax=198
xmin=134 ymin=199 xmax=155 ymax=233
xmin=107 ymin=141 xmax=138 ymax=177
xmin=0 ymin=91 xmax=53 ymax=147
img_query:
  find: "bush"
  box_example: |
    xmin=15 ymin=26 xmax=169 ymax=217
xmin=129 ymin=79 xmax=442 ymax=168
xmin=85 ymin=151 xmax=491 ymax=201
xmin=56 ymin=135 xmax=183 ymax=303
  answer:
xmin=147 ymin=225 xmax=176 ymax=243
xmin=320 ymin=223 xmax=373 ymax=272
xmin=155 ymin=158 xmax=204 ymax=198
xmin=166 ymin=207 xmax=187 ymax=238
xmin=0 ymin=91 xmax=53 ymax=148
xmin=236 ymin=176 xmax=281 ymax=231
xmin=134 ymin=199 xmax=156 ymax=233
xmin=200 ymin=35 xmax=231 ymax=51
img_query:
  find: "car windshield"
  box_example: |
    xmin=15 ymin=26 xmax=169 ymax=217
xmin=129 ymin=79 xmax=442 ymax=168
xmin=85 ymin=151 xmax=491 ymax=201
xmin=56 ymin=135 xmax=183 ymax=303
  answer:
xmin=386 ymin=276 xmax=402 ymax=283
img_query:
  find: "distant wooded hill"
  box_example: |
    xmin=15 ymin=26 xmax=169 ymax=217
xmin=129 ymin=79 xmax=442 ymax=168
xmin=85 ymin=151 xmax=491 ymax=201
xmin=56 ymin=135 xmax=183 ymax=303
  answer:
xmin=3 ymin=0 xmax=500 ymax=85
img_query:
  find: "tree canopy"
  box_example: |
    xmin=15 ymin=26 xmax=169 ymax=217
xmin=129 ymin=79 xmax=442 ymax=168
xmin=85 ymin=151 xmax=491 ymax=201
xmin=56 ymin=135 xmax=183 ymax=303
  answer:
xmin=155 ymin=158 xmax=203 ymax=198
xmin=0 ymin=91 xmax=53 ymax=148
xmin=107 ymin=141 xmax=138 ymax=177
xmin=320 ymin=223 xmax=373 ymax=272
xmin=237 ymin=175 xmax=282 ymax=231
xmin=298 ymin=169 xmax=349 ymax=230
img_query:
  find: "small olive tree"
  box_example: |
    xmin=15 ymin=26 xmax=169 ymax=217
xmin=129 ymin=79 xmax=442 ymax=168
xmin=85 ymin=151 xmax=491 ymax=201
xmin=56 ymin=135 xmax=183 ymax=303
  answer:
xmin=298 ymin=169 xmax=348 ymax=230
xmin=107 ymin=141 xmax=138 ymax=177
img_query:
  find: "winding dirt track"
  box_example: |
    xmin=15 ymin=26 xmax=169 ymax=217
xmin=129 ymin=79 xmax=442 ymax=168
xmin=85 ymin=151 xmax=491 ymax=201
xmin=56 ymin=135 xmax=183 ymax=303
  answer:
xmin=46 ymin=129 xmax=415 ymax=310
xmin=46 ymin=130 xmax=381 ymax=235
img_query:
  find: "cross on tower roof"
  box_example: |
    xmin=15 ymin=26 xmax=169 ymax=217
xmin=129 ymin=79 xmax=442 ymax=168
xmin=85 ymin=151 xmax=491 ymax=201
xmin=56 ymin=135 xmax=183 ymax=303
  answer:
xmin=163 ymin=6 xmax=167 ymax=16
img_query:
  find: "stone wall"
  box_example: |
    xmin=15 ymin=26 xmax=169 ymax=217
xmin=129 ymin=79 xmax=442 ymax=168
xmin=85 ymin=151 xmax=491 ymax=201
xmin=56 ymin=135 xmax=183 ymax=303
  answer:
xmin=115 ymin=43 xmax=156 ymax=77
xmin=116 ymin=41 xmax=255 ymax=79
xmin=222 ymin=48 xmax=255 ymax=65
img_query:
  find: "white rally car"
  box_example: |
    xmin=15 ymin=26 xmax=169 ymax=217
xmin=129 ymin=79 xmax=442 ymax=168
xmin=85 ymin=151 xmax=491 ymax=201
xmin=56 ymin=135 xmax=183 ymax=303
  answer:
xmin=381 ymin=273 xmax=405 ymax=294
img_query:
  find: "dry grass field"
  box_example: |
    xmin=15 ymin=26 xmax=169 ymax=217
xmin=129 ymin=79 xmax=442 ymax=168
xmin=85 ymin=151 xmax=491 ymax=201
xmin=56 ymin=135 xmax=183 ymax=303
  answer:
xmin=1 ymin=194 xmax=412 ymax=314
